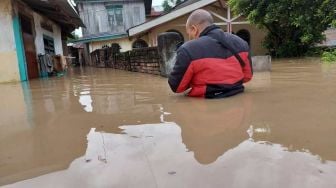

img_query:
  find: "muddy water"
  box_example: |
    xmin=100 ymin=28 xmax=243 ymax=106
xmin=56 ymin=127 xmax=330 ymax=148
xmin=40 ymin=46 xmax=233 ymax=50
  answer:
xmin=1 ymin=58 xmax=336 ymax=187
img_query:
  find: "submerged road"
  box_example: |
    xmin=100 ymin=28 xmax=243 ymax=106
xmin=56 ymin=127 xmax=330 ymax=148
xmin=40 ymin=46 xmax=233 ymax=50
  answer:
xmin=1 ymin=58 xmax=336 ymax=187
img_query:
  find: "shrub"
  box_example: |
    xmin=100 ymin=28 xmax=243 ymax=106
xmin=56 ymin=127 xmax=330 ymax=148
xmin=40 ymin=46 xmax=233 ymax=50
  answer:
xmin=321 ymin=49 xmax=336 ymax=63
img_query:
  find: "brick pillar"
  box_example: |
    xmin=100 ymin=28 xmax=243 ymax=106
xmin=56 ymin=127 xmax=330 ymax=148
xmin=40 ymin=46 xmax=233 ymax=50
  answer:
xmin=157 ymin=32 xmax=182 ymax=77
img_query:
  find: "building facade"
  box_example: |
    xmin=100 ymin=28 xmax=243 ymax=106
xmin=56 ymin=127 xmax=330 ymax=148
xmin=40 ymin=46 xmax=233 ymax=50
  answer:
xmin=128 ymin=0 xmax=268 ymax=55
xmin=0 ymin=0 xmax=83 ymax=83
xmin=74 ymin=0 xmax=152 ymax=54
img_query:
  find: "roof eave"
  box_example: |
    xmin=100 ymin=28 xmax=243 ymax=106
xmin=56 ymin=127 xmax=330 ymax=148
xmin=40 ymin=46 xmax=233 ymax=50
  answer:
xmin=128 ymin=0 xmax=217 ymax=37
xmin=72 ymin=34 xmax=128 ymax=43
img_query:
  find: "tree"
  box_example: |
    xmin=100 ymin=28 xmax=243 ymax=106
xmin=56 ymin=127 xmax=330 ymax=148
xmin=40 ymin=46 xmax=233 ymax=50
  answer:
xmin=229 ymin=0 xmax=336 ymax=57
xmin=162 ymin=0 xmax=184 ymax=12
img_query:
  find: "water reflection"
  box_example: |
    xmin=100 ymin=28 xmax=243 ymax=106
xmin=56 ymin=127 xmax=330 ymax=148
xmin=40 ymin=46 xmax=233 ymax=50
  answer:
xmin=3 ymin=124 xmax=336 ymax=188
xmin=78 ymin=91 xmax=93 ymax=112
xmin=164 ymin=95 xmax=253 ymax=164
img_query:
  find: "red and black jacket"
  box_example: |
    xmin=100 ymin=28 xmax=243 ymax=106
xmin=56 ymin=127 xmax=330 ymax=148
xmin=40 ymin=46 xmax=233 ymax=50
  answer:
xmin=168 ymin=25 xmax=253 ymax=98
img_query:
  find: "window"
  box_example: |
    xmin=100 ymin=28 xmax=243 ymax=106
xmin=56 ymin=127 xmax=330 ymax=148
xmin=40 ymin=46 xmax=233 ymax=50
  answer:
xmin=106 ymin=5 xmax=123 ymax=26
xmin=132 ymin=39 xmax=148 ymax=49
xmin=43 ymin=35 xmax=55 ymax=54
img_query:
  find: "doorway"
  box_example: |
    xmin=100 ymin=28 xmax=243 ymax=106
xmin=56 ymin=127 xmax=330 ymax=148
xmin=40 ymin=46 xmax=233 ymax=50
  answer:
xmin=20 ymin=14 xmax=39 ymax=79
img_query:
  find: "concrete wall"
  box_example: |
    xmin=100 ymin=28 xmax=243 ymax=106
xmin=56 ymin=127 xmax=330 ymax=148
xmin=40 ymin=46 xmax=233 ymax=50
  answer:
xmin=232 ymin=24 xmax=268 ymax=56
xmin=0 ymin=0 xmax=21 ymax=83
xmin=33 ymin=12 xmax=63 ymax=55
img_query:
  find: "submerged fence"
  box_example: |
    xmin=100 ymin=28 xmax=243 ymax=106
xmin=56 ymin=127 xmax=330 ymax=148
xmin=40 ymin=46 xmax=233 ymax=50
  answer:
xmin=90 ymin=47 xmax=162 ymax=75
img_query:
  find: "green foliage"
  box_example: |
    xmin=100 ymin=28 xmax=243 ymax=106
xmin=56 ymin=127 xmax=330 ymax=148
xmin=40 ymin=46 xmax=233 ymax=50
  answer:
xmin=229 ymin=0 xmax=336 ymax=58
xmin=162 ymin=0 xmax=172 ymax=12
xmin=67 ymin=32 xmax=80 ymax=43
xmin=305 ymin=47 xmax=326 ymax=57
xmin=162 ymin=0 xmax=184 ymax=12
xmin=71 ymin=32 xmax=80 ymax=40
xmin=322 ymin=49 xmax=336 ymax=63
xmin=332 ymin=20 xmax=336 ymax=28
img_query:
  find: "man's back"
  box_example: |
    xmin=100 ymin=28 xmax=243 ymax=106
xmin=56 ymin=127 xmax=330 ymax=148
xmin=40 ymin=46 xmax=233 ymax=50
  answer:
xmin=168 ymin=25 xmax=253 ymax=98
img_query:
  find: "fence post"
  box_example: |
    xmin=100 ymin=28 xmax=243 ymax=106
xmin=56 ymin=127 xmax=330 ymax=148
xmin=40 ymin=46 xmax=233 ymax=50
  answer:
xmin=157 ymin=32 xmax=183 ymax=77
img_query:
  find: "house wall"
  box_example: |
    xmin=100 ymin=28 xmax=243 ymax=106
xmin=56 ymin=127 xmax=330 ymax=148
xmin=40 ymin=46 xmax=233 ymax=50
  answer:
xmin=0 ymin=0 xmax=21 ymax=83
xmin=89 ymin=35 xmax=149 ymax=53
xmin=322 ymin=28 xmax=336 ymax=46
xmin=143 ymin=4 xmax=268 ymax=55
xmin=33 ymin=12 xmax=63 ymax=55
xmin=0 ymin=0 xmax=66 ymax=83
xmin=78 ymin=1 xmax=146 ymax=36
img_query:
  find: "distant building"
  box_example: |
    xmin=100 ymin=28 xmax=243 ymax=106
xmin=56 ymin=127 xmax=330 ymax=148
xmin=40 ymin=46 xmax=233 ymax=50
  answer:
xmin=128 ymin=0 xmax=268 ymax=55
xmin=322 ymin=28 xmax=336 ymax=47
xmin=0 ymin=0 xmax=83 ymax=83
xmin=74 ymin=0 xmax=153 ymax=60
xmin=74 ymin=0 xmax=268 ymax=67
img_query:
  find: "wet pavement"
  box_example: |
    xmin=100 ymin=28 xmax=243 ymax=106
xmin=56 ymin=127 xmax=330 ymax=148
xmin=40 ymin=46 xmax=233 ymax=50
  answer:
xmin=1 ymin=58 xmax=336 ymax=187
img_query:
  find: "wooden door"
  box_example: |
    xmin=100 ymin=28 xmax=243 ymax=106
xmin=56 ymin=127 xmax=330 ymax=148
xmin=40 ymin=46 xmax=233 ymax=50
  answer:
xmin=20 ymin=15 xmax=39 ymax=79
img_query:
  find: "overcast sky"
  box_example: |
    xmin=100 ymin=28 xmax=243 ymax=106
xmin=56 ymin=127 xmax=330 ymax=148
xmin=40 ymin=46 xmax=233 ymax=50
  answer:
xmin=153 ymin=0 xmax=164 ymax=6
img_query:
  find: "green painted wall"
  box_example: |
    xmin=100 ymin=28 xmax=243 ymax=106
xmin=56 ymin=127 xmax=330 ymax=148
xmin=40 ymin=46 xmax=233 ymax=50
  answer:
xmin=12 ymin=14 xmax=28 ymax=81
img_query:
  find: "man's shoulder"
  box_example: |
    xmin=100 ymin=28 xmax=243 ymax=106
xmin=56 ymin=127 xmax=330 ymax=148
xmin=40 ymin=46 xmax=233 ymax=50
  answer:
xmin=179 ymin=37 xmax=213 ymax=55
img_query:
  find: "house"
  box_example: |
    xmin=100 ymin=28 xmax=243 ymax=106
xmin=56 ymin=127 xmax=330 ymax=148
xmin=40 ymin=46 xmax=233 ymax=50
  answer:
xmin=0 ymin=0 xmax=84 ymax=83
xmin=74 ymin=0 xmax=153 ymax=60
xmin=322 ymin=28 xmax=336 ymax=47
xmin=128 ymin=0 xmax=268 ymax=55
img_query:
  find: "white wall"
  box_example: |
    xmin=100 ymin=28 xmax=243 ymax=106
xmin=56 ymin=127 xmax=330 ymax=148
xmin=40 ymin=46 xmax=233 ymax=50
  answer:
xmin=89 ymin=37 xmax=133 ymax=53
xmin=33 ymin=12 xmax=63 ymax=55
xmin=0 ymin=0 xmax=20 ymax=83
xmin=0 ymin=0 xmax=16 ymax=52
xmin=88 ymin=35 xmax=149 ymax=53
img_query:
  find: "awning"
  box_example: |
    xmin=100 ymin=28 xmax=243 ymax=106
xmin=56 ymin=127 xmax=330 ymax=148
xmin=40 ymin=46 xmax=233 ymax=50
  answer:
xmin=21 ymin=0 xmax=85 ymax=34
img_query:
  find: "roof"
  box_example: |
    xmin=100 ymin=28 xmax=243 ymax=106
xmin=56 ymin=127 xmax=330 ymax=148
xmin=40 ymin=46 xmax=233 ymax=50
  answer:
xmin=72 ymin=32 xmax=128 ymax=43
xmin=128 ymin=0 xmax=217 ymax=37
xmin=21 ymin=0 xmax=85 ymax=34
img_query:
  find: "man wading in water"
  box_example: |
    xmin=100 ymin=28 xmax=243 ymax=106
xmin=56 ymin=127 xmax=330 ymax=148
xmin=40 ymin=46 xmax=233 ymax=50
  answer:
xmin=168 ymin=9 xmax=253 ymax=98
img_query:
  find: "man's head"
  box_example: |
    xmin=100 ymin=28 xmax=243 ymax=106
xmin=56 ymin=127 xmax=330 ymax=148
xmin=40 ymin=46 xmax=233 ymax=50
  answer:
xmin=186 ymin=9 xmax=214 ymax=40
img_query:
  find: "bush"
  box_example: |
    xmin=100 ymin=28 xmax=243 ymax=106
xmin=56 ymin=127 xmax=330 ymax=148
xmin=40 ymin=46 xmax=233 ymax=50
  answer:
xmin=321 ymin=49 xmax=336 ymax=63
xmin=305 ymin=47 xmax=328 ymax=57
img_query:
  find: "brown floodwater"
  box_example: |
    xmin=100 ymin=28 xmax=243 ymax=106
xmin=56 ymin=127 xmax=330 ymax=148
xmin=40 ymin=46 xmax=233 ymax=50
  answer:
xmin=1 ymin=58 xmax=336 ymax=187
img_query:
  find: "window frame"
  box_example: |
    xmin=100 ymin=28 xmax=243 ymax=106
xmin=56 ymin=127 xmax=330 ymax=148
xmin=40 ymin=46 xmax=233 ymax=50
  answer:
xmin=106 ymin=5 xmax=124 ymax=27
xmin=43 ymin=35 xmax=55 ymax=55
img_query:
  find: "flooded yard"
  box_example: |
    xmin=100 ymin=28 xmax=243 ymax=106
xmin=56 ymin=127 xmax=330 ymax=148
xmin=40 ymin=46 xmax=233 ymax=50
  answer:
xmin=1 ymin=58 xmax=336 ymax=187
